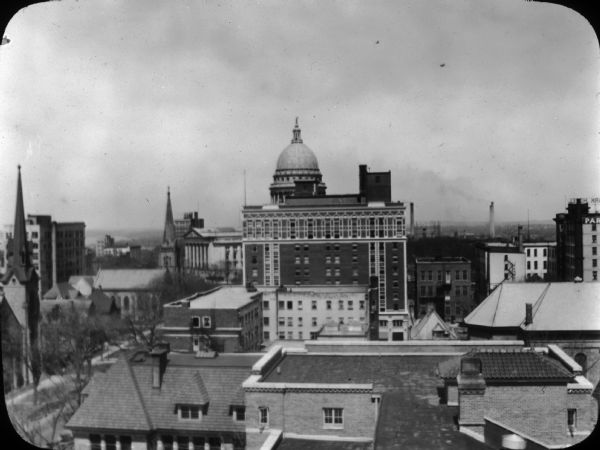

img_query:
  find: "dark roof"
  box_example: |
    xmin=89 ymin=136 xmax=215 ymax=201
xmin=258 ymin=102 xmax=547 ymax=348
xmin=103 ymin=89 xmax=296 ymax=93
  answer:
xmin=67 ymin=351 xmax=260 ymax=433
xmin=437 ymin=350 xmax=574 ymax=382
xmin=262 ymin=354 xmax=457 ymax=390
xmin=277 ymin=438 xmax=372 ymax=450
xmin=375 ymin=393 xmax=489 ymax=450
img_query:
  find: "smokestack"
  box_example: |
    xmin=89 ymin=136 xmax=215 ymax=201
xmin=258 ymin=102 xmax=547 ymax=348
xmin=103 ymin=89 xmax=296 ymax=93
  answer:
xmin=410 ymin=202 xmax=414 ymax=236
xmin=525 ymin=303 xmax=533 ymax=326
xmin=489 ymin=202 xmax=495 ymax=239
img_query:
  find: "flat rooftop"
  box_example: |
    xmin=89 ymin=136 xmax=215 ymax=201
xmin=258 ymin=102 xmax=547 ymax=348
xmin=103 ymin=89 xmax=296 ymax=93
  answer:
xmin=264 ymin=353 xmax=489 ymax=450
xmin=167 ymin=286 xmax=260 ymax=310
xmin=262 ymin=354 xmax=456 ymax=389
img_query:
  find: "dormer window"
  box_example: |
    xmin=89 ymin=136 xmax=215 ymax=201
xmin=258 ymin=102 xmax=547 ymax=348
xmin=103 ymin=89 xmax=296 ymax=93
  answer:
xmin=178 ymin=404 xmax=202 ymax=420
xmin=232 ymin=406 xmax=246 ymax=421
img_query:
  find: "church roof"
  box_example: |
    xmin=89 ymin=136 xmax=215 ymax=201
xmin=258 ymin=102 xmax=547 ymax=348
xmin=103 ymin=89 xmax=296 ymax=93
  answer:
xmin=94 ymin=269 xmax=165 ymax=290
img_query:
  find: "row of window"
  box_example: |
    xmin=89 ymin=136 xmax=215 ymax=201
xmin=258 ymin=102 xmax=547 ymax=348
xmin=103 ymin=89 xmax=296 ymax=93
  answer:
xmin=257 ymin=406 xmax=344 ymax=429
xmin=191 ymin=316 xmax=212 ymax=328
xmin=379 ymin=319 xmax=403 ymax=328
xmin=527 ymin=260 xmax=547 ymax=271
xmin=90 ymin=435 xmax=131 ymax=450
xmin=243 ymin=215 xmax=405 ymax=240
xmin=269 ymin=316 xmax=366 ymax=328
xmin=526 ymin=248 xmax=549 ymax=257
xmin=265 ymin=299 xmax=366 ymax=311
xmin=419 ymin=269 xmax=469 ymax=282
xmin=419 ymin=285 xmax=470 ymax=298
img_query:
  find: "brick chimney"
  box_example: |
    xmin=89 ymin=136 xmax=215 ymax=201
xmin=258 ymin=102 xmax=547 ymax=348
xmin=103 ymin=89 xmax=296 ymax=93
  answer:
xmin=150 ymin=344 xmax=169 ymax=389
xmin=457 ymin=357 xmax=486 ymax=437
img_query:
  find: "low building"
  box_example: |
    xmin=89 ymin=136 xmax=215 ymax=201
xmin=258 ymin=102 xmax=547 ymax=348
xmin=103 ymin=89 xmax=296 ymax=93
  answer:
xmin=243 ymin=344 xmax=491 ymax=450
xmin=66 ymin=347 xmax=261 ymax=450
xmin=93 ymin=268 xmax=166 ymax=319
xmin=464 ymin=281 xmax=600 ymax=388
xmin=438 ymin=346 xmax=596 ymax=448
xmin=414 ymin=256 xmax=472 ymax=322
xmin=260 ymin=285 xmax=371 ymax=343
xmin=162 ymin=286 xmax=263 ymax=353
xmin=410 ymin=307 xmax=456 ymax=340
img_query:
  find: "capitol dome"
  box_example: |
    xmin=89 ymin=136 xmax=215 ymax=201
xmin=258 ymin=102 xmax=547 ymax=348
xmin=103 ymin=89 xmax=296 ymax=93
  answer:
xmin=269 ymin=119 xmax=327 ymax=203
xmin=276 ymin=142 xmax=320 ymax=171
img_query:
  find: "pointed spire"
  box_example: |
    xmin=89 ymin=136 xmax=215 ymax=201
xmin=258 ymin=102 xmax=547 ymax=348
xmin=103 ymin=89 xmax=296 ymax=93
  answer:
xmin=162 ymin=186 xmax=176 ymax=246
xmin=291 ymin=117 xmax=303 ymax=144
xmin=11 ymin=165 xmax=31 ymax=269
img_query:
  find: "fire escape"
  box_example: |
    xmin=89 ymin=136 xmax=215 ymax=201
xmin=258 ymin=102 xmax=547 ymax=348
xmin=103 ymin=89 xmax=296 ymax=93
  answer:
xmin=504 ymin=255 xmax=516 ymax=281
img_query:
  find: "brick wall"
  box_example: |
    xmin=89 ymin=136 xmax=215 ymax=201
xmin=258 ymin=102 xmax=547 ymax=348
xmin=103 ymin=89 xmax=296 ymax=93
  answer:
xmin=567 ymin=391 xmax=598 ymax=434
xmin=484 ymin=385 xmax=566 ymax=443
xmin=245 ymin=389 xmax=376 ymax=439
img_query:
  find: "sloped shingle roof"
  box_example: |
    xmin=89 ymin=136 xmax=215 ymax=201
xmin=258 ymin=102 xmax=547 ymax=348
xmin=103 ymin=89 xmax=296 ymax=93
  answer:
xmin=437 ymin=350 xmax=573 ymax=382
xmin=67 ymin=351 xmax=259 ymax=434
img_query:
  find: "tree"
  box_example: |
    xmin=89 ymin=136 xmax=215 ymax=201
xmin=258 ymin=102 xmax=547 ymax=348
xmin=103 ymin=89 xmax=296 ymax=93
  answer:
xmin=41 ymin=304 xmax=120 ymax=406
xmin=125 ymin=272 xmax=217 ymax=351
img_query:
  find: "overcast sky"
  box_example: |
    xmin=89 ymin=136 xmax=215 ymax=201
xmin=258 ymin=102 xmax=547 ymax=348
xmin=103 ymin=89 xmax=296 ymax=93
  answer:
xmin=1 ymin=0 xmax=598 ymax=231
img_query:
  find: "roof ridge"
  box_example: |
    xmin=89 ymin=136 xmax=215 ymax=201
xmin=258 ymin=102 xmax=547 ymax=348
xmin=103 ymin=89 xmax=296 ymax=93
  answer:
xmin=490 ymin=283 xmax=502 ymax=327
xmin=124 ymin=357 xmax=154 ymax=429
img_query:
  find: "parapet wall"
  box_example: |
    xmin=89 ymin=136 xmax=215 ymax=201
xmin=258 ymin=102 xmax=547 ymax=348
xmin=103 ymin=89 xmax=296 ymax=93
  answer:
xmin=305 ymin=340 xmax=525 ymax=354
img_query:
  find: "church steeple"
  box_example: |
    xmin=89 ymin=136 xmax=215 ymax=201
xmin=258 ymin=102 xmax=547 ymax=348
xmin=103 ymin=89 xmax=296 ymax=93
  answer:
xmin=291 ymin=117 xmax=303 ymax=143
xmin=12 ymin=165 xmax=31 ymax=270
xmin=162 ymin=187 xmax=176 ymax=246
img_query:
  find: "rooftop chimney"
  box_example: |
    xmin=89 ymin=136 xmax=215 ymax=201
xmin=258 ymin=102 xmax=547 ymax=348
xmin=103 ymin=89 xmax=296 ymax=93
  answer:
xmin=150 ymin=345 xmax=169 ymax=389
xmin=525 ymin=303 xmax=533 ymax=326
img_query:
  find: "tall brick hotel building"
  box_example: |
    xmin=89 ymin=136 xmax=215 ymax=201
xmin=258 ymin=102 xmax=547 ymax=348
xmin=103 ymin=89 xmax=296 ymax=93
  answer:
xmin=242 ymin=120 xmax=409 ymax=340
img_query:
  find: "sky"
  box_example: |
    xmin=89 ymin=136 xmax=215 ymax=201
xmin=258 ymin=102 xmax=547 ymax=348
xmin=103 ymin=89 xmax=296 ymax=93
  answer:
xmin=0 ymin=0 xmax=598 ymax=231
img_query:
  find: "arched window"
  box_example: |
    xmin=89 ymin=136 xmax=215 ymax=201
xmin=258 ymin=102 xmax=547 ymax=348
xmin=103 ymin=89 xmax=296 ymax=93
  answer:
xmin=574 ymin=353 xmax=587 ymax=375
xmin=123 ymin=296 xmax=130 ymax=311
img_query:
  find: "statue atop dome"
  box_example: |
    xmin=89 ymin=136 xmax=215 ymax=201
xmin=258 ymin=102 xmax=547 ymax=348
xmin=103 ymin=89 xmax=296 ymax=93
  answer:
xmin=269 ymin=119 xmax=327 ymax=204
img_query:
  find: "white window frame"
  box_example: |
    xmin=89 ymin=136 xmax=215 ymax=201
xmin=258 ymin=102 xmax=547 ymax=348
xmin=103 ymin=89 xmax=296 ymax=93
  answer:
xmin=202 ymin=316 xmax=211 ymax=328
xmin=179 ymin=405 xmax=202 ymax=421
xmin=323 ymin=407 xmax=344 ymax=429
xmin=259 ymin=407 xmax=269 ymax=426
xmin=192 ymin=316 xmax=200 ymax=328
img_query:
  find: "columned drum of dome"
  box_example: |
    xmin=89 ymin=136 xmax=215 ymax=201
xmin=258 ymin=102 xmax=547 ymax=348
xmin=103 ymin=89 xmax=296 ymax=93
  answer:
xmin=269 ymin=118 xmax=327 ymax=204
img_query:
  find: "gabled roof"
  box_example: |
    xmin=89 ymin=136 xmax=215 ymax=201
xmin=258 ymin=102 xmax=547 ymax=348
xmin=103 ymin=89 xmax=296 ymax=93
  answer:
xmin=411 ymin=310 xmax=455 ymax=340
xmin=1 ymin=285 xmax=27 ymax=327
xmin=464 ymin=283 xmax=548 ymax=328
xmin=67 ymin=355 xmax=153 ymax=431
xmin=94 ymin=269 xmax=165 ymax=290
xmin=437 ymin=350 xmax=573 ymax=382
xmin=522 ymin=282 xmax=600 ymax=332
xmin=67 ymin=351 xmax=258 ymax=434
xmin=465 ymin=282 xmax=600 ymax=332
